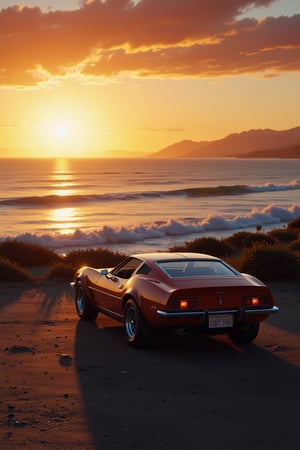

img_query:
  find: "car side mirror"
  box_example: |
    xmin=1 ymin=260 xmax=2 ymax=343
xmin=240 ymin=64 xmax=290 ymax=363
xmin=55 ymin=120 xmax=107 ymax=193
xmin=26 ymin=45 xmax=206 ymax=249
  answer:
xmin=100 ymin=269 xmax=109 ymax=276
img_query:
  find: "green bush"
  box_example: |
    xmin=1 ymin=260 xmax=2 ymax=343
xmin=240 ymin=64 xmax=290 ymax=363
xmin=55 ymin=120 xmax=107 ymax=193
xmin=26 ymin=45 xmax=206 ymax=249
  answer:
xmin=63 ymin=248 xmax=125 ymax=268
xmin=287 ymin=217 xmax=300 ymax=230
xmin=223 ymin=231 xmax=275 ymax=250
xmin=267 ymin=228 xmax=298 ymax=243
xmin=170 ymin=237 xmax=233 ymax=258
xmin=236 ymin=244 xmax=300 ymax=281
xmin=0 ymin=240 xmax=60 ymax=267
xmin=0 ymin=257 xmax=32 ymax=282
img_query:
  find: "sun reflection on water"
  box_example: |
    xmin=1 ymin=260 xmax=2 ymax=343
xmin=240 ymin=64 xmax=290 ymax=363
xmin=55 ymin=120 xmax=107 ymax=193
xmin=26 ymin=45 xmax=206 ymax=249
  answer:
xmin=49 ymin=159 xmax=80 ymax=234
xmin=51 ymin=158 xmax=75 ymax=197
xmin=49 ymin=207 xmax=78 ymax=234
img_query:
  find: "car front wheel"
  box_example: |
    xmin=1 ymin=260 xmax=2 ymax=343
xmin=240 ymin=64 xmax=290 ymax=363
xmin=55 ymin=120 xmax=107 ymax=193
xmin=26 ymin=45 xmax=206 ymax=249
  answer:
xmin=75 ymin=281 xmax=98 ymax=320
xmin=227 ymin=322 xmax=259 ymax=344
xmin=124 ymin=299 xmax=151 ymax=348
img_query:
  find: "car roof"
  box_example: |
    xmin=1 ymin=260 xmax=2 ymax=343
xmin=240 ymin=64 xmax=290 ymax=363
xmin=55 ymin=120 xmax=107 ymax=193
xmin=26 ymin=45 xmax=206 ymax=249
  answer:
xmin=132 ymin=252 xmax=220 ymax=263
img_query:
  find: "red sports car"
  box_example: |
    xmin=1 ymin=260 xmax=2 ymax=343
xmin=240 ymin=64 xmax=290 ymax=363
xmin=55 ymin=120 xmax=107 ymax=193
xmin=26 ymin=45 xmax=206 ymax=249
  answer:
xmin=71 ymin=252 xmax=279 ymax=348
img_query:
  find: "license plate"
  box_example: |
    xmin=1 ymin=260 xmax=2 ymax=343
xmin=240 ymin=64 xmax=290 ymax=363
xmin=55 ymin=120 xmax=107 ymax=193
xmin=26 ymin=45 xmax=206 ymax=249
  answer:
xmin=208 ymin=314 xmax=233 ymax=328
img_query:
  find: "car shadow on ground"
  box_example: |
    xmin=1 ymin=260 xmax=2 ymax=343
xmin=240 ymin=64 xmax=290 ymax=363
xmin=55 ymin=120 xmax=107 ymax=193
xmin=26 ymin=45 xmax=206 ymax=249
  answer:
xmin=74 ymin=318 xmax=300 ymax=450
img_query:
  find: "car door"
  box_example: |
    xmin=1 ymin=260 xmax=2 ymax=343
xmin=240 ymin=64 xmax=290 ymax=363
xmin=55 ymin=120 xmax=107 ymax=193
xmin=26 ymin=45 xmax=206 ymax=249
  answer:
xmin=95 ymin=257 xmax=143 ymax=315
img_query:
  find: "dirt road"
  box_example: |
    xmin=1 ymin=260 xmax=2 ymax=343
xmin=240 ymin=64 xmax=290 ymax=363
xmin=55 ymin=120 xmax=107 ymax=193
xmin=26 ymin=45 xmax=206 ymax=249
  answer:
xmin=0 ymin=280 xmax=299 ymax=449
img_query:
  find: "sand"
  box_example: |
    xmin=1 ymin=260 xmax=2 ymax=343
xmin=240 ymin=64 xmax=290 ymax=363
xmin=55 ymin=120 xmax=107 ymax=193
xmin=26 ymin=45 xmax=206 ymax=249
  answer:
xmin=0 ymin=279 xmax=300 ymax=449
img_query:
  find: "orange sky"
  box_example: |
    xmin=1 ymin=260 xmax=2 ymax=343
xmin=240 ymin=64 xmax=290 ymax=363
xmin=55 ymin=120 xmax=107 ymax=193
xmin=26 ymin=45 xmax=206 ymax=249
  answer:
xmin=0 ymin=0 xmax=300 ymax=157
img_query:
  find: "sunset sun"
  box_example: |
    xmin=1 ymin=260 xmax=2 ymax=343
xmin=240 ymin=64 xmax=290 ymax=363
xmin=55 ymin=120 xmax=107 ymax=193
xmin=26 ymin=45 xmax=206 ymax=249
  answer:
xmin=35 ymin=103 xmax=108 ymax=157
xmin=35 ymin=110 xmax=91 ymax=156
xmin=53 ymin=122 xmax=70 ymax=140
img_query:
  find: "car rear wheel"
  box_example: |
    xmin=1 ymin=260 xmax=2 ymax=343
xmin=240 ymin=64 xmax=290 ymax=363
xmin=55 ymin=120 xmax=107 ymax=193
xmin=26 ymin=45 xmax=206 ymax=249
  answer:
xmin=124 ymin=299 xmax=151 ymax=348
xmin=75 ymin=281 xmax=98 ymax=320
xmin=227 ymin=322 xmax=259 ymax=344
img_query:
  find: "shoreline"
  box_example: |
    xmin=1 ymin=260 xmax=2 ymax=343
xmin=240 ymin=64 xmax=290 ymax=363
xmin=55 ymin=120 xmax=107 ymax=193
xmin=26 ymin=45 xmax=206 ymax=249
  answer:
xmin=0 ymin=220 xmax=296 ymax=256
xmin=1 ymin=158 xmax=300 ymax=254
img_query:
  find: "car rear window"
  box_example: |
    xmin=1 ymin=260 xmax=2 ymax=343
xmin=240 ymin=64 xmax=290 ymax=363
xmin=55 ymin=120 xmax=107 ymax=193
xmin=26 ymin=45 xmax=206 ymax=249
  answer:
xmin=157 ymin=260 xmax=238 ymax=278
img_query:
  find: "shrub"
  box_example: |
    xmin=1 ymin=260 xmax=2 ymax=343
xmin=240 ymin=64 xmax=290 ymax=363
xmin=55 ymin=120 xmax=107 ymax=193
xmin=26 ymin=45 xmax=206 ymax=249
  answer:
xmin=170 ymin=237 xmax=233 ymax=258
xmin=267 ymin=228 xmax=298 ymax=243
xmin=287 ymin=240 xmax=300 ymax=252
xmin=287 ymin=217 xmax=300 ymax=230
xmin=236 ymin=244 xmax=300 ymax=281
xmin=0 ymin=257 xmax=32 ymax=282
xmin=63 ymin=248 xmax=125 ymax=268
xmin=0 ymin=240 xmax=60 ymax=267
xmin=46 ymin=262 xmax=75 ymax=281
xmin=223 ymin=231 xmax=275 ymax=250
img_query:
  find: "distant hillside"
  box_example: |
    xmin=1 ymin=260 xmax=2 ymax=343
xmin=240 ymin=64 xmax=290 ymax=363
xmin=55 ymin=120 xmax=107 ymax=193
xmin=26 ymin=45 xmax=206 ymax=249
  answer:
xmin=149 ymin=126 xmax=300 ymax=158
xmin=237 ymin=142 xmax=300 ymax=158
xmin=149 ymin=139 xmax=208 ymax=158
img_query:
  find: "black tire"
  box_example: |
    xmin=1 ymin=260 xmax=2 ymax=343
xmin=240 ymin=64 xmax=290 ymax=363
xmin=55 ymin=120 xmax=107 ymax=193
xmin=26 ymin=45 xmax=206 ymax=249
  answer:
xmin=227 ymin=322 xmax=259 ymax=344
xmin=75 ymin=281 xmax=98 ymax=320
xmin=124 ymin=299 xmax=152 ymax=348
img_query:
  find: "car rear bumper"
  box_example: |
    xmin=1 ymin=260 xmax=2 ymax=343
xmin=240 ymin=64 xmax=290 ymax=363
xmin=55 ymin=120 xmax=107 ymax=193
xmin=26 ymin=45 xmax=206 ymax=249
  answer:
xmin=243 ymin=306 xmax=279 ymax=315
xmin=156 ymin=306 xmax=279 ymax=319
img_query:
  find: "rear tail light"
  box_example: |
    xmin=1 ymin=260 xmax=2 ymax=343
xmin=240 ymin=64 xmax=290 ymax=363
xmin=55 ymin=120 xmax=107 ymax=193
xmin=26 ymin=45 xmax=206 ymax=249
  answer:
xmin=242 ymin=296 xmax=269 ymax=307
xmin=169 ymin=298 xmax=198 ymax=310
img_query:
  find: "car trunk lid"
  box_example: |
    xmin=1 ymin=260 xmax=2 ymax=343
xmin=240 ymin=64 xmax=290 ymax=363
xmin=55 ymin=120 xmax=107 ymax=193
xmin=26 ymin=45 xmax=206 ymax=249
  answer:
xmin=168 ymin=276 xmax=269 ymax=310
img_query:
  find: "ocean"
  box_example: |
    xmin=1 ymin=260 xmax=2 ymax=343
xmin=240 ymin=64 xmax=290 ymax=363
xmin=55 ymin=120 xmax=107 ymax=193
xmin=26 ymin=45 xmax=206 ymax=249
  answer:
xmin=1 ymin=157 xmax=300 ymax=254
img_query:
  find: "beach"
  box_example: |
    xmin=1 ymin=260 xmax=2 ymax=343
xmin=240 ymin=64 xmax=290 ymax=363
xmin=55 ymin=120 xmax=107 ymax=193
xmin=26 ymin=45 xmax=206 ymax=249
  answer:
xmin=1 ymin=278 xmax=299 ymax=449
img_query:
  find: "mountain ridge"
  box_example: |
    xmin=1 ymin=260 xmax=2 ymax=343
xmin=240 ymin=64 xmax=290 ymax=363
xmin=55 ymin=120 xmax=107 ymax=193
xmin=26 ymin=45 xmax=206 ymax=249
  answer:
xmin=149 ymin=126 xmax=300 ymax=158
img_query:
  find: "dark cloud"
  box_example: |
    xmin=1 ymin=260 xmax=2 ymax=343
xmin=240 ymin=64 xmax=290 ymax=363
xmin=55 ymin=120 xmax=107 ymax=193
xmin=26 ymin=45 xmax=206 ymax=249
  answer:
xmin=0 ymin=0 xmax=299 ymax=86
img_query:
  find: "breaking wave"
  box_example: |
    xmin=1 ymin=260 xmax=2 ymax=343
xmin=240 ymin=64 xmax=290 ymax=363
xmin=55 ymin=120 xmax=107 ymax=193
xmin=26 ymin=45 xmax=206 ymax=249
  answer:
xmin=1 ymin=180 xmax=300 ymax=207
xmin=2 ymin=203 xmax=299 ymax=250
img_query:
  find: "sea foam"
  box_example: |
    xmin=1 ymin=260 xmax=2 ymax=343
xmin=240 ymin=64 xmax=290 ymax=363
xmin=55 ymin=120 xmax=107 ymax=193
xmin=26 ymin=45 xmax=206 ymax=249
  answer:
xmin=1 ymin=203 xmax=299 ymax=251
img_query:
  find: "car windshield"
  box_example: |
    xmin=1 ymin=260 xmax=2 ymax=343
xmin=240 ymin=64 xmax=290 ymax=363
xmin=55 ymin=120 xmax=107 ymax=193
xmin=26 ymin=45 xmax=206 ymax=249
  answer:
xmin=157 ymin=259 xmax=238 ymax=278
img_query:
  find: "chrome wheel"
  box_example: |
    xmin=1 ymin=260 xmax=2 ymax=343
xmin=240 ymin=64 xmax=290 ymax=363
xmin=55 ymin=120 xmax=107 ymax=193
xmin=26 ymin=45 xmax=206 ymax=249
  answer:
xmin=75 ymin=282 xmax=98 ymax=320
xmin=76 ymin=287 xmax=85 ymax=315
xmin=125 ymin=304 xmax=137 ymax=339
xmin=124 ymin=299 xmax=152 ymax=348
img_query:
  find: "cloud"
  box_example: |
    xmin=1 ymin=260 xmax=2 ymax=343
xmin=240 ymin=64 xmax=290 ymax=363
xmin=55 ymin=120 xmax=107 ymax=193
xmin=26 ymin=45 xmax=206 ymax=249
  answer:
xmin=0 ymin=0 xmax=299 ymax=86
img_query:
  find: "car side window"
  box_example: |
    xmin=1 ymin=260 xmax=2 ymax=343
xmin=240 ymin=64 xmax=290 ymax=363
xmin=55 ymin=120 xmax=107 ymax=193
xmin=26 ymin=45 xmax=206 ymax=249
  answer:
xmin=111 ymin=257 xmax=142 ymax=279
xmin=136 ymin=263 xmax=151 ymax=275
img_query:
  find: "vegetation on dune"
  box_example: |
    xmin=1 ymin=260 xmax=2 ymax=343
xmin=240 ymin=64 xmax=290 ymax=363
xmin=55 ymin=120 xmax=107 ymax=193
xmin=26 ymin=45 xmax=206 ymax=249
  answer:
xmin=287 ymin=240 xmax=300 ymax=252
xmin=170 ymin=236 xmax=233 ymax=258
xmin=46 ymin=262 xmax=75 ymax=281
xmin=0 ymin=257 xmax=32 ymax=282
xmin=223 ymin=231 xmax=275 ymax=249
xmin=287 ymin=217 xmax=300 ymax=229
xmin=0 ymin=217 xmax=299 ymax=282
xmin=234 ymin=244 xmax=300 ymax=281
xmin=267 ymin=228 xmax=298 ymax=243
xmin=63 ymin=248 xmax=125 ymax=268
xmin=46 ymin=249 xmax=125 ymax=280
xmin=0 ymin=241 xmax=126 ymax=282
xmin=0 ymin=240 xmax=60 ymax=267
